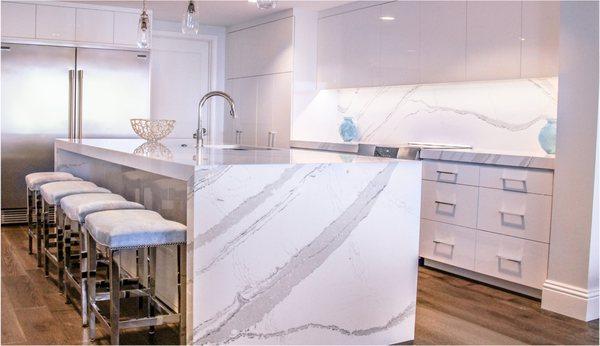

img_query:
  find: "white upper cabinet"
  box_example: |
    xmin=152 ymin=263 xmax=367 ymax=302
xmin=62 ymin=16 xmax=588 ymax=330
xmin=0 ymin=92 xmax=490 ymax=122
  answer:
xmin=466 ymin=1 xmax=521 ymax=80
xmin=521 ymin=1 xmax=560 ymax=77
xmin=339 ymin=6 xmax=380 ymax=88
xmin=420 ymin=1 xmax=467 ymax=83
xmin=1 ymin=2 xmax=35 ymax=38
xmin=114 ymin=12 xmax=142 ymax=46
xmin=76 ymin=9 xmax=114 ymax=44
xmin=317 ymin=14 xmax=343 ymax=89
xmin=256 ymin=73 xmax=292 ymax=148
xmin=227 ymin=17 xmax=293 ymax=79
xmin=379 ymin=1 xmax=420 ymax=86
xmin=36 ymin=5 xmax=76 ymax=41
xmin=1 ymin=2 xmax=146 ymax=48
xmin=226 ymin=77 xmax=259 ymax=146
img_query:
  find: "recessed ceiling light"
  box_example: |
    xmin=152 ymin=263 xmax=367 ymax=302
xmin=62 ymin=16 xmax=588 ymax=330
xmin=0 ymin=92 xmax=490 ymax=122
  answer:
xmin=380 ymin=16 xmax=395 ymax=21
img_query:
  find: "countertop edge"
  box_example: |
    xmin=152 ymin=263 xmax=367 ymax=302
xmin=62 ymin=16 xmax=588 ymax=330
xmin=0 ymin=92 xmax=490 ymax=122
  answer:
xmin=419 ymin=148 xmax=555 ymax=170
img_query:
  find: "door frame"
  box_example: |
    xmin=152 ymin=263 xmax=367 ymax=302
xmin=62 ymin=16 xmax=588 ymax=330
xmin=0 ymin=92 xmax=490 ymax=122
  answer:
xmin=151 ymin=30 xmax=220 ymax=143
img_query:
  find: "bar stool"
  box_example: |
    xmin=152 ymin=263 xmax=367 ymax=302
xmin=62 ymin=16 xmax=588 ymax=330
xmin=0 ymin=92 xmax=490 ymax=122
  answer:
xmin=60 ymin=193 xmax=145 ymax=326
xmin=25 ymin=172 xmax=82 ymax=266
xmin=84 ymin=209 xmax=186 ymax=345
xmin=39 ymin=181 xmax=110 ymax=291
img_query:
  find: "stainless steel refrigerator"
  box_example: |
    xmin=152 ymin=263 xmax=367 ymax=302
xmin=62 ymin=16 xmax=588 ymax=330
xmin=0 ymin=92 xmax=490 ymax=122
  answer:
xmin=1 ymin=43 xmax=150 ymax=223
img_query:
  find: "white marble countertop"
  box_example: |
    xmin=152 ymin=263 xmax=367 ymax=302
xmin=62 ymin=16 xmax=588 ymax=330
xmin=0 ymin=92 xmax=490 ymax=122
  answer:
xmin=55 ymin=139 xmax=402 ymax=180
xmin=420 ymin=148 xmax=555 ymax=170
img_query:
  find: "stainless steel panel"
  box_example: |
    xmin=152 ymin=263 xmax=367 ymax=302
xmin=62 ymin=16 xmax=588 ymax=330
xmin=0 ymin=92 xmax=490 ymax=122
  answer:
xmin=1 ymin=44 xmax=76 ymax=209
xmin=76 ymin=48 xmax=150 ymax=138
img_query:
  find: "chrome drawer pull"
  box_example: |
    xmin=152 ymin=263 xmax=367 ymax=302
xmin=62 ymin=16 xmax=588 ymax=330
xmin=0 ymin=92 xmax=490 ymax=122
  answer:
xmin=433 ymin=239 xmax=455 ymax=247
xmin=496 ymin=254 xmax=522 ymax=263
xmin=435 ymin=200 xmax=456 ymax=207
xmin=499 ymin=210 xmax=525 ymax=218
xmin=436 ymin=170 xmax=457 ymax=176
xmin=500 ymin=177 xmax=527 ymax=192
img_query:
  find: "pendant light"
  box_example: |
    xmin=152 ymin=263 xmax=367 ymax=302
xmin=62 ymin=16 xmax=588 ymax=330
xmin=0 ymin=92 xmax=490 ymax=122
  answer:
xmin=137 ymin=0 xmax=151 ymax=48
xmin=181 ymin=0 xmax=200 ymax=35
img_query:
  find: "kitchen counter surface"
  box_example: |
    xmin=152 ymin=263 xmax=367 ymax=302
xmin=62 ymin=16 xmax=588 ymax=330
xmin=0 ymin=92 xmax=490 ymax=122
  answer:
xmin=420 ymin=148 xmax=555 ymax=170
xmin=55 ymin=139 xmax=401 ymax=181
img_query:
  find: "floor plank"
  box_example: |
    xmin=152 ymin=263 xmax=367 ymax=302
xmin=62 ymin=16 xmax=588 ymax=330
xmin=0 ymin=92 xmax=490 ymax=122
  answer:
xmin=1 ymin=225 xmax=598 ymax=345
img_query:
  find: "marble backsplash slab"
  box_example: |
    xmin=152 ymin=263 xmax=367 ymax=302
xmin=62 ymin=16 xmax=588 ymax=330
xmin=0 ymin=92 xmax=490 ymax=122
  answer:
xmin=292 ymin=78 xmax=558 ymax=155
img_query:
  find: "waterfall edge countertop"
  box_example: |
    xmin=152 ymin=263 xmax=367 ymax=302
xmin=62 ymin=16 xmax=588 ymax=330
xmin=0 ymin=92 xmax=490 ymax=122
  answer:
xmin=55 ymin=138 xmax=422 ymax=345
xmin=55 ymin=139 xmax=404 ymax=181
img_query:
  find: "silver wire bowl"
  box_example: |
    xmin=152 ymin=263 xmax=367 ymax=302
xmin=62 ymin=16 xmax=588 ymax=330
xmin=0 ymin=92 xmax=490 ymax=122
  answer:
xmin=130 ymin=119 xmax=175 ymax=142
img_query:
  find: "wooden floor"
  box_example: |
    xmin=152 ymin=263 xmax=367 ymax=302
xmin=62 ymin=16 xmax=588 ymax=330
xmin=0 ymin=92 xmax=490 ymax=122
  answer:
xmin=1 ymin=225 xmax=598 ymax=345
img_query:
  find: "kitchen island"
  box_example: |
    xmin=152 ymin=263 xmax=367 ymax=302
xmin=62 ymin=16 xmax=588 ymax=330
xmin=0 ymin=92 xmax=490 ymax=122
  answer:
xmin=54 ymin=138 xmax=422 ymax=345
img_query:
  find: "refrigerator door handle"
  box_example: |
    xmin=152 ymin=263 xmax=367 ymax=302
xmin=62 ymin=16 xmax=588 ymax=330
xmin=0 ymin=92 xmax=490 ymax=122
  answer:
xmin=77 ymin=70 xmax=83 ymax=140
xmin=68 ymin=70 xmax=75 ymax=140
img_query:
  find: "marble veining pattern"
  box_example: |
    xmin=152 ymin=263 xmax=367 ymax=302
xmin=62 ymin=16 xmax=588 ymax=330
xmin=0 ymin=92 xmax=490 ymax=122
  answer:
xmin=193 ymin=162 xmax=420 ymax=344
xmin=292 ymin=78 xmax=558 ymax=155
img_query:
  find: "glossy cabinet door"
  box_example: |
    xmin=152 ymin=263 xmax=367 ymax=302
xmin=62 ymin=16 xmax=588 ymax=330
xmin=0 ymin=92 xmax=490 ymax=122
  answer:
xmin=466 ymin=1 xmax=521 ymax=80
xmin=76 ymin=8 xmax=114 ymax=44
xmin=420 ymin=1 xmax=467 ymax=83
xmin=226 ymin=77 xmax=258 ymax=146
xmin=256 ymin=73 xmax=292 ymax=148
xmin=338 ymin=6 xmax=380 ymax=88
xmin=1 ymin=2 xmax=35 ymax=38
xmin=226 ymin=17 xmax=293 ymax=79
xmin=379 ymin=1 xmax=421 ymax=86
xmin=317 ymin=13 xmax=343 ymax=89
xmin=36 ymin=5 xmax=76 ymax=41
xmin=521 ymin=1 xmax=560 ymax=77
xmin=114 ymin=12 xmax=141 ymax=46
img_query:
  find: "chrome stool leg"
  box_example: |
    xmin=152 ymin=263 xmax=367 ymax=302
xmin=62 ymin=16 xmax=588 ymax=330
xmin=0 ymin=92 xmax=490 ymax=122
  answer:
xmin=109 ymin=249 xmax=121 ymax=345
xmin=35 ymin=191 xmax=44 ymax=267
xmin=43 ymin=200 xmax=51 ymax=277
xmin=87 ymin=232 xmax=97 ymax=341
xmin=178 ymin=244 xmax=187 ymax=345
xmin=26 ymin=187 xmax=33 ymax=255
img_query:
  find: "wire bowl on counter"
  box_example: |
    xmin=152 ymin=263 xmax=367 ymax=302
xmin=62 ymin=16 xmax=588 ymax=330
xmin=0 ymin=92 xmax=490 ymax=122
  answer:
xmin=130 ymin=119 xmax=175 ymax=142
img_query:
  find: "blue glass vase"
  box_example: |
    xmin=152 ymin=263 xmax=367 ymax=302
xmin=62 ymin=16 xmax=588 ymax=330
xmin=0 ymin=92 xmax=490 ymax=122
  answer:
xmin=538 ymin=118 xmax=557 ymax=154
xmin=339 ymin=117 xmax=358 ymax=142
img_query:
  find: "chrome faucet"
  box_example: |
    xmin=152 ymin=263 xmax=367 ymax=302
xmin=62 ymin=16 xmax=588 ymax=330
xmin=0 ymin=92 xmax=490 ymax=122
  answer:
xmin=195 ymin=91 xmax=236 ymax=147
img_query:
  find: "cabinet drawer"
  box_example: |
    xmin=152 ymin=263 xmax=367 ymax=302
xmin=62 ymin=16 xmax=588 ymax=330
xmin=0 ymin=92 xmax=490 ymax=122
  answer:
xmin=479 ymin=166 xmax=553 ymax=195
xmin=475 ymin=231 xmax=548 ymax=288
xmin=477 ymin=187 xmax=552 ymax=243
xmin=423 ymin=160 xmax=480 ymax=186
xmin=421 ymin=180 xmax=478 ymax=228
xmin=420 ymin=219 xmax=476 ymax=270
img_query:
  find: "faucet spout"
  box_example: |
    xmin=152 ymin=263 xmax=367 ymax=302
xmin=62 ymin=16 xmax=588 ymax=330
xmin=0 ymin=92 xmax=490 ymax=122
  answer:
xmin=196 ymin=91 xmax=236 ymax=148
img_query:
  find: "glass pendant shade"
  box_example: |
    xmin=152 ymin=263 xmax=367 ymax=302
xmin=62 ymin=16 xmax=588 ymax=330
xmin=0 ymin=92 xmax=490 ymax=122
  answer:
xmin=137 ymin=6 xmax=151 ymax=48
xmin=256 ymin=0 xmax=276 ymax=10
xmin=181 ymin=1 xmax=200 ymax=35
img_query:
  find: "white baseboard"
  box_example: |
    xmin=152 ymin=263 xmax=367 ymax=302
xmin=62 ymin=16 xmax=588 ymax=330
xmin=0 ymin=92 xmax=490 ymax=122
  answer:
xmin=541 ymin=280 xmax=599 ymax=321
xmin=423 ymin=259 xmax=542 ymax=298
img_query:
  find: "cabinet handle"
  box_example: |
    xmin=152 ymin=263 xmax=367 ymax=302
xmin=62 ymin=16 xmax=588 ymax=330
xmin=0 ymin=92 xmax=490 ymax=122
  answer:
xmin=436 ymin=170 xmax=457 ymax=176
xmin=434 ymin=200 xmax=456 ymax=207
xmin=499 ymin=210 xmax=525 ymax=220
xmin=432 ymin=239 xmax=455 ymax=247
xmin=496 ymin=254 xmax=522 ymax=263
xmin=268 ymin=131 xmax=277 ymax=148
xmin=235 ymin=130 xmax=243 ymax=145
xmin=500 ymin=177 xmax=527 ymax=192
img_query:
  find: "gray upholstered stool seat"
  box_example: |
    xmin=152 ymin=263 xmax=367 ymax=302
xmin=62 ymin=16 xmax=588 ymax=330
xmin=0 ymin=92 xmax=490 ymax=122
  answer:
xmin=84 ymin=209 xmax=187 ymax=344
xmin=61 ymin=193 xmax=144 ymax=223
xmin=26 ymin=172 xmax=81 ymax=191
xmin=85 ymin=209 xmax=186 ymax=249
xmin=40 ymin=181 xmax=111 ymax=205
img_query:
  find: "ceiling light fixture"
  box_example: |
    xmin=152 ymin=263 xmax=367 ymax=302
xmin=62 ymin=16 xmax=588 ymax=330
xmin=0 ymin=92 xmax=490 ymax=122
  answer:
xmin=248 ymin=0 xmax=276 ymax=10
xmin=181 ymin=0 xmax=200 ymax=35
xmin=379 ymin=16 xmax=395 ymax=21
xmin=137 ymin=0 xmax=151 ymax=48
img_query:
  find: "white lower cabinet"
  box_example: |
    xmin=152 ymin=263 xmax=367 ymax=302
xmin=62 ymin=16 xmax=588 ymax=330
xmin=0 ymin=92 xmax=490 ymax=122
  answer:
xmin=477 ymin=187 xmax=552 ymax=243
xmin=420 ymin=219 xmax=476 ymax=270
xmin=475 ymin=231 xmax=549 ymax=289
xmin=421 ymin=180 xmax=478 ymax=228
xmin=420 ymin=159 xmax=554 ymax=293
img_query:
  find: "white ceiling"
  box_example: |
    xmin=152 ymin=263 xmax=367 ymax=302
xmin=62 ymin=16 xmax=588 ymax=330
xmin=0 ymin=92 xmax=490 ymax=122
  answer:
xmin=71 ymin=0 xmax=351 ymax=27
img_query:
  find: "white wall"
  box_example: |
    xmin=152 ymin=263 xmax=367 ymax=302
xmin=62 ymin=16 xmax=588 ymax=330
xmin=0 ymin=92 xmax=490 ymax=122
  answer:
xmin=541 ymin=0 xmax=599 ymax=321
